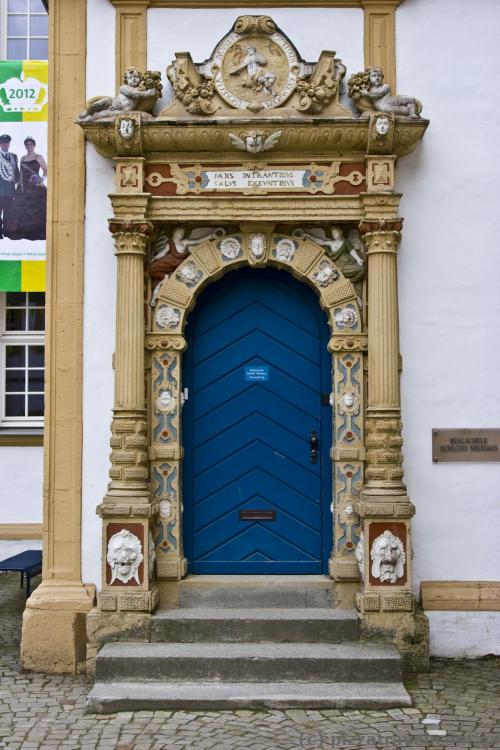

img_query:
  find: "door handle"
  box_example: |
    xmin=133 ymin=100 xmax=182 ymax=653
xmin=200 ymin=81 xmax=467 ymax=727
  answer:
xmin=310 ymin=430 xmax=318 ymax=464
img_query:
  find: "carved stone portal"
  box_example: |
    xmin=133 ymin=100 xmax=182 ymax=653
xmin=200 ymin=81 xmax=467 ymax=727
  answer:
xmin=77 ymin=13 xmax=429 ymax=670
xmin=163 ymin=15 xmax=352 ymax=118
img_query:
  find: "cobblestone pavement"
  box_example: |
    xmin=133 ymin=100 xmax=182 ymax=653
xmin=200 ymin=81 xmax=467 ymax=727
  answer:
xmin=1 ymin=573 xmax=499 ymax=750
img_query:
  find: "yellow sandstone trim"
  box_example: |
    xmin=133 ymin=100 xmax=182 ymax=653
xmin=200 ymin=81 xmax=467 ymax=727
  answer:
xmin=110 ymin=0 xmax=150 ymax=88
xmin=421 ymin=581 xmax=500 ymax=612
xmin=20 ymin=0 xmax=94 ymax=675
xmin=0 ymin=524 xmax=43 ymax=540
xmin=0 ymin=434 xmax=43 ymax=446
xmin=148 ymin=0 xmax=381 ymax=7
xmin=361 ymin=0 xmax=401 ymax=92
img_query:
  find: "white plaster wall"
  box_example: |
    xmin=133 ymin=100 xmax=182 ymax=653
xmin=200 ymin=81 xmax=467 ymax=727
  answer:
xmin=428 ymin=612 xmax=500 ymax=658
xmin=396 ymin=0 xmax=500 ymax=652
xmin=0 ymin=443 xmax=42 ymax=557
xmin=0 ymin=539 xmax=42 ymax=559
xmin=0 ymin=446 xmax=43 ymax=530
xmin=148 ymin=6 xmax=364 ymax=110
xmin=81 ymin=0 xmax=116 ymax=587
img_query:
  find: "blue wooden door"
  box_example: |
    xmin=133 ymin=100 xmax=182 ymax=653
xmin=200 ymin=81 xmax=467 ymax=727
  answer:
xmin=183 ymin=267 xmax=332 ymax=574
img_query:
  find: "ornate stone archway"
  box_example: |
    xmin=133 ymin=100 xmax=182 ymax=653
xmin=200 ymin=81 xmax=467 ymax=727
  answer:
xmin=148 ymin=230 xmax=364 ymax=583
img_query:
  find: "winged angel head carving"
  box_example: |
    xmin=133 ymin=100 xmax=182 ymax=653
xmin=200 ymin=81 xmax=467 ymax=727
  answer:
xmin=228 ymin=130 xmax=282 ymax=154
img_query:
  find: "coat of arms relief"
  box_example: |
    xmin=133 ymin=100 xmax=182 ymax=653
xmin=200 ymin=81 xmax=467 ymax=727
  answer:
xmin=162 ymin=15 xmax=351 ymax=118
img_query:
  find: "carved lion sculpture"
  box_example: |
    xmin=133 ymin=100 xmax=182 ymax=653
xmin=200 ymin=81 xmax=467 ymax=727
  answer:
xmin=106 ymin=528 xmax=144 ymax=585
xmin=370 ymin=529 xmax=405 ymax=583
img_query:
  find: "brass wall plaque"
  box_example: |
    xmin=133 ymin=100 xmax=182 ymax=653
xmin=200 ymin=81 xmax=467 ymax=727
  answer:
xmin=432 ymin=429 xmax=500 ymax=463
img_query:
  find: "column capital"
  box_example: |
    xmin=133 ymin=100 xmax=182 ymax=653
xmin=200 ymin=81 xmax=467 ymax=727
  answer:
xmin=359 ymin=219 xmax=403 ymax=255
xmin=109 ymin=220 xmax=153 ymax=256
xmin=108 ymin=219 xmax=153 ymax=237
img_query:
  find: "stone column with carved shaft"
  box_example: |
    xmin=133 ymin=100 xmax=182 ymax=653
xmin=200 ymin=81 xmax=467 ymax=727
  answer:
xmin=95 ymin=219 xmax=159 ymax=623
xmin=355 ymin=219 xmax=428 ymax=671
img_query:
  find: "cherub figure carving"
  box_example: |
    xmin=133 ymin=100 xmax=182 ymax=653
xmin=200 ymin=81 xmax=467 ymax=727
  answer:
xmin=293 ymin=226 xmax=366 ymax=284
xmin=229 ymin=45 xmax=276 ymax=95
xmin=149 ymin=226 xmax=225 ymax=306
xmin=348 ymin=67 xmax=422 ymax=118
xmin=370 ymin=530 xmax=406 ymax=583
xmin=78 ymin=68 xmax=161 ymax=122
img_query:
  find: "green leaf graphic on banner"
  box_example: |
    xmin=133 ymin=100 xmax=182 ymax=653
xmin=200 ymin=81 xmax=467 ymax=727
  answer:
xmin=0 ymin=61 xmax=24 ymax=121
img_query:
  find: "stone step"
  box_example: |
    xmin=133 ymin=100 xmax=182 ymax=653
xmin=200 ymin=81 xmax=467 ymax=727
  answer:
xmin=87 ymin=680 xmax=412 ymax=713
xmin=151 ymin=607 xmax=359 ymax=643
xmin=95 ymin=641 xmax=403 ymax=684
xmin=178 ymin=575 xmax=336 ymax=608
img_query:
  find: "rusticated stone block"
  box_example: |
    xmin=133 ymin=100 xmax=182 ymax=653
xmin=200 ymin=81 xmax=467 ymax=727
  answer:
xmin=382 ymin=592 xmax=414 ymax=612
xmin=114 ymin=421 xmax=136 ymax=433
xmin=358 ymin=502 xmax=395 ymax=517
xmin=156 ymin=559 xmax=183 ymax=579
xmin=98 ymin=593 xmax=117 ymax=611
xmin=123 ymin=467 xmax=148 ymax=481
xmin=356 ymin=592 xmax=380 ymax=612
xmin=112 ymin=450 xmax=136 ymax=464
xmin=97 ymin=504 xmax=132 ymax=517
xmin=124 ymin=435 xmax=148 ymax=448
xmin=395 ymin=502 xmax=415 ymax=518
xmin=119 ymin=593 xmax=151 ymax=611
xmin=329 ymin=557 xmax=360 ymax=580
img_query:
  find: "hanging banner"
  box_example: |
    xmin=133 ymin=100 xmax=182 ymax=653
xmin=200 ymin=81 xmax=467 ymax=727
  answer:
xmin=0 ymin=61 xmax=48 ymax=291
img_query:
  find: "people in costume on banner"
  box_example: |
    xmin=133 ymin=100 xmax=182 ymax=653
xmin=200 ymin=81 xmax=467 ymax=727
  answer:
xmin=0 ymin=134 xmax=20 ymax=239
xmin=4 ymin=137 xmax=47 ymax=241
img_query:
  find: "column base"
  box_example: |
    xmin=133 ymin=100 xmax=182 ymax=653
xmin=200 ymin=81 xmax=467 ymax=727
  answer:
xmin=86 ymin=605 xmax=152 ymax=677
xmin=356 ymin=592 xmax=429 ymax=672
xmin=21 ymin=581 xmax=95 ymax=674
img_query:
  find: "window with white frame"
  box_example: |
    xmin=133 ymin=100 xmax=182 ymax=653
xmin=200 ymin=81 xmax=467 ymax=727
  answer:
xmin=0 ymin=0 xmax=48 ymax=61
xmin=0 ymin=292 xmax=44 ymax=427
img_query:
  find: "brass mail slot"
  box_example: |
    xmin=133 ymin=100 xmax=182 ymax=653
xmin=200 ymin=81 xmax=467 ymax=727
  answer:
xmin=239 ymin=510 xmax=276 ymax=521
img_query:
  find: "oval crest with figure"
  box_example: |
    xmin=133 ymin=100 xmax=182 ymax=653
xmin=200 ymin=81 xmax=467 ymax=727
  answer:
xmin=210 ymin=18 xmax=300 ymax=112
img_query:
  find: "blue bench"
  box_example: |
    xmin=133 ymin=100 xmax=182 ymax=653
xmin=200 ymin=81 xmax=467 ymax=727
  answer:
xmin=0 ymin=550 xmax=42 ymax=597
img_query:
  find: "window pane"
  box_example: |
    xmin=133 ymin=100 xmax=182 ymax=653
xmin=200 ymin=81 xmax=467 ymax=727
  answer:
xmin=8 ymin=15 xmax=28 ymax=35
xmin=6 ymin=308 xmax=26 ymax=331
xmin=28 ymin=345 xmax=44 ymax=367
xmin=6 ymin=345 xmax=25 ymax=367
xmin=6 ymin=292 xmax=26 ymax=306
xmin=28 ymin=292 xmax=45 ymax=307
xmin=6 ymin=369 xmax=26 ymax=392
xmin=5 ymin=394 xmax=25 ymax=417
xmin=8 ymin=0 xmax=28 ymax=10
xmin=27 ymin=307 xmax=45 ymax=331
xmin=30 ymin=14 xmax=48 ymax=36
xmin=28 ymin=394 xmax=44 ymax=416
xmin=7 ymin=39 xmax=28 ymax=59
xmin=28 ymin=369 xmax=44 ymax=391
xmin=29 ymin=38 xmax=48 ymax=60
xmin=30 ymin=0 xmax=45 ymax=9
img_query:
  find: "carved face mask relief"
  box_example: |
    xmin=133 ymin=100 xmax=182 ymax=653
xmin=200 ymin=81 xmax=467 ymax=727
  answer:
xmin=375 ymin=116 xmax=390 ymax=136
